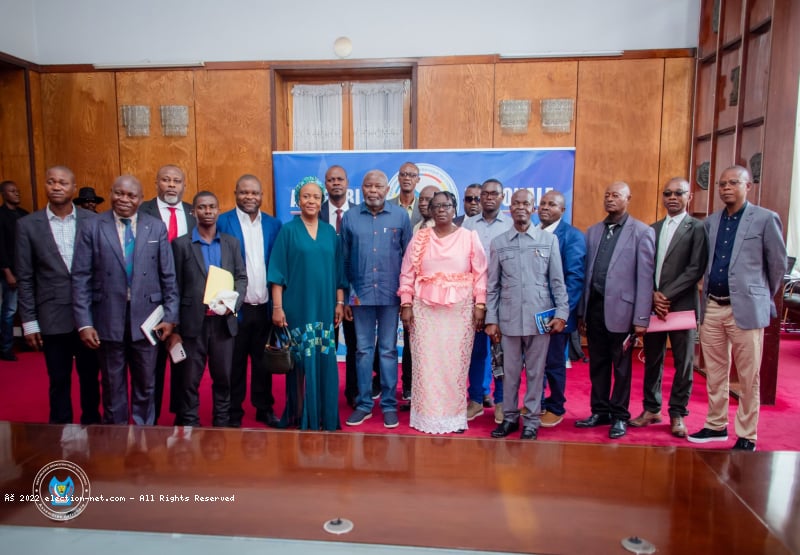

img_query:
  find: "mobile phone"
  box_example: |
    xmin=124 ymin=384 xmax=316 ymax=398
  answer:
xmin=169 ymin=342 xmax=187 ymax=363
xmin=622 ymin=333 xmax=634 ymax=353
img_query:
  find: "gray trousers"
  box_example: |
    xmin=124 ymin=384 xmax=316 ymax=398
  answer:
xmin=501 ymin=334 xmax=551 ymax=430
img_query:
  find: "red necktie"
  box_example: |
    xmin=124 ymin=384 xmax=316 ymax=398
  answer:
xmin=167 ymin=207 xmax=178 ymax=242
xmin=335 ymin=208 xmax=343 ymax=234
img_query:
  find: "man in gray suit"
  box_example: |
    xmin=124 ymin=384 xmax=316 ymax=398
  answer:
xmin=389 ymin=161 xmax=422 ymax=228
xmin=139 ymin=164 xmax=196 ymax=424
xmin=576 ymin=181 xmax=655 ymax=439
xmin=170 ymin=191 xmax=247 ymax=427
xmin=688 ymin=165 xmax=786 ymax=451
xmin=630 ymin=177 xmax=708 ymax=437
xmin=16 ymin=166 xmax=101 ymax=424
xmin=72 ymin=175 xmax=180 ymax=425
xmin=485 ymin=189 xmax=569 ymax=440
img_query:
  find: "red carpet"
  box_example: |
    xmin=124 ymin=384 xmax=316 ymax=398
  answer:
xmin=2 ymin=338 xmax=799 ymax=451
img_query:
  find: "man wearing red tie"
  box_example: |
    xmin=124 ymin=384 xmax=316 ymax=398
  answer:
xmin=139 ymin=164 xmax=196 ymax=423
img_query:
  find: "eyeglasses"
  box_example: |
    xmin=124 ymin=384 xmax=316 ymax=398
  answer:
xmin=717 ymin=179 xmax=744 ymax=188
xmin=662 ymin=190 xmax=687 ymax=197
xmin=399 ymin=172 xmax=418 ymax=178
xmin=464 ymin=195 xmax=481 ymax=203
xmin=511 ymin=201 xmax=532 ymax=208
xmin=430 ymin=203 xmax=453 ymax=211
xmin=481 ymin=191 xmax=501 ymax=198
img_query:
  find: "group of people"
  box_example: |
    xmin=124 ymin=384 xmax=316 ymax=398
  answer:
xmin=0 ymin=161 xmax=786 ymax=451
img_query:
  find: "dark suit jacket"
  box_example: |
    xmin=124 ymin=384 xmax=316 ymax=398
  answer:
xmin=138 ymin=198 xmax=196 ymax=236
xmin=216 ymin=208 xmax=282 ymax=276
xmin=320 ymin=200 xmax=357 ymax=235
xmin=72 ymin=211 xmax=180 ymax=343
xmin=581 ymin=215 xmax=655 ymax=333
xmin=16 ymin=206 xmax=97 ymax=335
xmin=652 ymin=214 xmax=707 ymax=314
xmin=552 ymin=220 xmax=586 ymax=333
xmin=0 ymin=204 xmax=29 ymax=273
xmin=171 ymin=232 xmax=247 ymax=338
xmin=701 ymin=203 xmax=786 ymax=329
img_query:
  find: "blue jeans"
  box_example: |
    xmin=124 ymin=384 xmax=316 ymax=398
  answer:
xmin=352 ymin=305 xmax=399 ymax=413
xmin=541 ymin=333 xmax=568 ymax=415
xmin=0 ymin=280 xmax=17 ymax=353
xmin=468 ymin=331 xmax=503 ymax=404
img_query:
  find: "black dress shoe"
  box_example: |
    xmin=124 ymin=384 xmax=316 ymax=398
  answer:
xmin=256 ymin=411 xmax=280 ymax=428
xmin=609 ymin=419 xmax=627 ymax=439
xmin=575 ymin=413 xmax=612 ymax=428
xmin=491 ymin=421 xmax=519 ymax=438
xmin=520 ymin=428 xmax=538 ymax=440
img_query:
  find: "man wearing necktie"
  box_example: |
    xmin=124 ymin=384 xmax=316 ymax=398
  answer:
xmin=72 ymin=175 xmax=180 ymax=425
xmin=139 ymin=164 xmax=196 ymax=424
xmin=576 ymin=181 xmax=655 ymax=439
xmin=630 ymin=178 xmax=707 ymax=437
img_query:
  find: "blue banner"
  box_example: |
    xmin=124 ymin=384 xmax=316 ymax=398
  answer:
xmin=272 ymin=148 xmax=575 ymax=225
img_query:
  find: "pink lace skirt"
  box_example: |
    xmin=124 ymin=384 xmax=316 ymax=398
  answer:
xmin=408 ymin=298 xmax=475 ymax=434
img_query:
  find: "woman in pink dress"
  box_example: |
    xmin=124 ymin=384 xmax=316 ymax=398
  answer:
xmin=398 ymin=191 xmax=488 ymax=434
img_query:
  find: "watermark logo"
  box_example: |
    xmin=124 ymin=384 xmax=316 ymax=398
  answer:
xmin=32 ymin=460 xmax=91 ymax=521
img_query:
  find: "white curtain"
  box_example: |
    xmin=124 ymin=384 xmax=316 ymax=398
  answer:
xmin=291 ymin=83 xmax=343 ymax=151
xmin=351 ymin=81 xmax=406 ymax=150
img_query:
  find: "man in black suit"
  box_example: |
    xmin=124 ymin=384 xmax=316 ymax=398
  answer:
xmin=0 ymin=180 xmax=29 ymax=360
xmin=169 ymin=191 xmax=247 ymax=427
xmin=138 ymin=164 xmax=196 ymax=424
xmin=16 ymin=166 xmax=101 ymax=424
xmin=630 ymin=177 xmax=707 ymax=437
xmin=321 ymin=165 xmax=361 ymax=407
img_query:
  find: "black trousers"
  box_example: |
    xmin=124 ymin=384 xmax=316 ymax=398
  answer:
xmin=230 ymin=303 xmax=273 ymax=424
xmin=586 ymin=293 xmax=633 ymax=421
xmin=642 ymin=328 xmax=695 ymax=417
xmin=152 ymin=342 xmax=181 ymax=424
xmin=42 ymin=331 xmax=101 ymax=424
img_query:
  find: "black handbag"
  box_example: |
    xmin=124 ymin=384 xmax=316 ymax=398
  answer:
xmin=263 ymin=326 xmax=295 ymax=375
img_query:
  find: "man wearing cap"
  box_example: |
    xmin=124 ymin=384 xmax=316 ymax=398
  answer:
xmin=73 ymin=187 xmax=104 ymax=213
xmin=139 ymin=164 xmax=196 ymax=424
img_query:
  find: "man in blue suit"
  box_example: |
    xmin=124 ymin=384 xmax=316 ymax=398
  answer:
xmin=72 ymin=175 xmax=180 ymax=425
xmin=217 ymin=174 xmax=282 ymax=427
xmin=576 ymin=181 xmax=655 ymax=439
xmin=688 ymin=165 xmax=786 ymax=451
xmin=537 ymin=190 xmax=586 ymax=427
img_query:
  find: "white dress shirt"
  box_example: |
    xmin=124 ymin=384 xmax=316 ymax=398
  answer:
xmin=156 ymin=197 xmax=188 ymax=238
xmin=236 ymin=208 xmax=268 ymax=304
xmin=655 ymin=211 xmax=687 ymax=288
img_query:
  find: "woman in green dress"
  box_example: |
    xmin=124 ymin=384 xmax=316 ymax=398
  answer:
xmin=269 ymin=177 xmax=346 ymax=431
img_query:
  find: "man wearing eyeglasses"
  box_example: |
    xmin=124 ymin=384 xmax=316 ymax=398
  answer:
xmin=688 ymin=166 xmax=786 ymax=452
xmin=462 ymin=179 xmax=512 ymax=424
xmin=576 ymin=181 xmax=655 ymax=440
xmin=389 ymin=162 xmax=423 ymax=229
xmin=629 ymin=178 xmax=707 ymax=438
xmin=455 ymin=184 xmax=482 ymax=227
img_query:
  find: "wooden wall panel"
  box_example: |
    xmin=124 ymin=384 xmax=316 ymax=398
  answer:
xmin=29 ymin=71 xmax=46 ymax=210
xmin=115 ymin=70 xmax=197 ymax=201
xmin=195 ymin=69 xmax=272 ymax=214
xmin=417 ymin=64 xmax=494 ymax=148
xmin=0 ymin=69 xmax=33 ymax=211
xmin=656 ymin=57 xmax=695 ymax=220
xmin=493 ymin=61 xmax=578 ymax=148
xmin=40 ymin=72 xmax=119 ymax=205
xmin=573 ymin=59 xmax=665 ymax=231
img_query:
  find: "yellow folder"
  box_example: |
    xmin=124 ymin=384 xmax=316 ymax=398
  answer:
xmin=203 ymin=265 xmax=234 ymax=304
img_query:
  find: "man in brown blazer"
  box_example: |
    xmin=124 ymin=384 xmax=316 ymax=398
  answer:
xmin=630 ymin=177 xmax=708 ymax=437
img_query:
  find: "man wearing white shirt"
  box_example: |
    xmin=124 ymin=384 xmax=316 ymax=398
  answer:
xmin=630 ymin=177 xmax=707 ymax=437
xmin=139 ymin=164 xmax=196 ymax=424
xmin=217 ymin=174 xmax=282 ymax=427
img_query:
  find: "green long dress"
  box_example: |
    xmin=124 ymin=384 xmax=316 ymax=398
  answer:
xmin=267 ymin=216 xmax=346 ymax=431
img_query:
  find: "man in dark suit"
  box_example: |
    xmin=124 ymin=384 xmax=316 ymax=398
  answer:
xmin=72 ymin=175 xmax=180 ymax=425
xmin=537 ymin=190 xmax=586 ymax=428
xmin=217 ymin=174 xmax=281 ymax=427
xmin=16 ymin=166 xmax=101 ymax=424
xmin=138 ymin=164 xmax=196 ymax=424
xmin=170 ymin=191 xmax=247 ymax=428
xmin=0 ymin=180 xmax=29 ymax=360
xmin=689 ymin=165 xmax=786 ymax=451
xmin=630 ymin=178 xmax=707 ymax=437
xmin=576 ymin=181 xmax=655 ymax=439
xmin=320 ymin=165 xmax=360 ymax=407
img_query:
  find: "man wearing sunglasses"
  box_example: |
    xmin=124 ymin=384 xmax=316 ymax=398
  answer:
xmin=630 ymin=178 xmax=707 ymax=438
xmin=455 ymin=184 xmax=482 ymax=227
xmin=688 ymin=166 xmax=786 ymax=452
